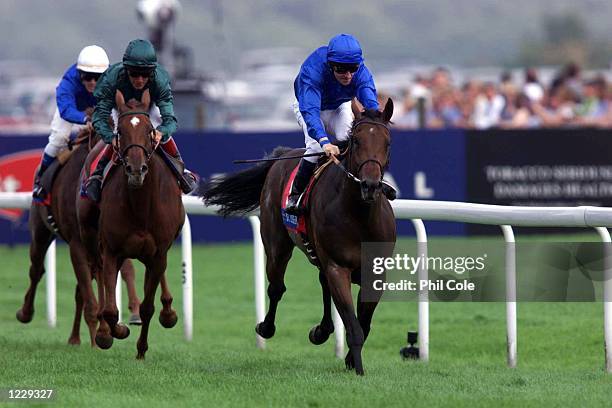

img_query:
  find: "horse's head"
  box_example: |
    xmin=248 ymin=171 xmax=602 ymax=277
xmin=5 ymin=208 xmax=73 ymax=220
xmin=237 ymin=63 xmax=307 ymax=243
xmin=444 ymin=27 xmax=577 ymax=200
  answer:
xmin=114 ymin=90 xmax=155 ymax=189
xmin=348 ymin=98 xmax=393 ymax=202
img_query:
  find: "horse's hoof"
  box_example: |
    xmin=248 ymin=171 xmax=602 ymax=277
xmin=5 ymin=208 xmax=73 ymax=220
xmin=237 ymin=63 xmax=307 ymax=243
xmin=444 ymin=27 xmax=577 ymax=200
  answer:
xmin=113 ymin=323 xmax=130 ymax=340
xmin=308 ymin=325 xmax=332 ymax=345
xmin=159 ymin=310 xmax=178 ymax=328
xmin=67 ymin=337 xmax=81 ymax=346
xmin=355 ymin=367 xmax=364 ymax=376
xmin=129 ymin=313 xmax=142 ymax=326
xmin=16 ymin=309 xmax=33 ymax=323
xmin=255 ymin=321 xmax=275 ymax=339
xmin=136 ymin=353 xmax=146 ymax=360
xmin=95 ymin=333 xmax=113 ymax=349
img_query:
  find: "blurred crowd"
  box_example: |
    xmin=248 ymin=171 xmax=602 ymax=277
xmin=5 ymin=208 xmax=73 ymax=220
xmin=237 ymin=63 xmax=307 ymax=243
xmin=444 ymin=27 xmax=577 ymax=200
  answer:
xmin=388 ymin=63 xmax=612 ymax=129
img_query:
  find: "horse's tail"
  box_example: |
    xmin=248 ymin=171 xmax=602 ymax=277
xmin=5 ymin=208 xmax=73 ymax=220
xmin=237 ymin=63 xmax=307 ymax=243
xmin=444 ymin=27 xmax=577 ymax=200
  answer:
xmin=199 ymin=146 xmax=294 ymax=217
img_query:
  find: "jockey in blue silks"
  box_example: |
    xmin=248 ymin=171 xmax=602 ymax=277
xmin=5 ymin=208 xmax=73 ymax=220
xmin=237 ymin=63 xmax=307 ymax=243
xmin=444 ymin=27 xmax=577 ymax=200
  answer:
xmin=33 ymin=45 xmax=110 ymax=200
xmin=286 ymin=33 xmax=384 ymax=214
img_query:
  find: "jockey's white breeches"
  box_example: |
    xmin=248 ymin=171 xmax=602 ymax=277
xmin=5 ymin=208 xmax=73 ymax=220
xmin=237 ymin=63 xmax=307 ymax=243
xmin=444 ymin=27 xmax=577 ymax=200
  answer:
xmin=43 ymin=109 xmax=87 ymax=157
xmin=292 ymin=100 xmax=353 ymax=163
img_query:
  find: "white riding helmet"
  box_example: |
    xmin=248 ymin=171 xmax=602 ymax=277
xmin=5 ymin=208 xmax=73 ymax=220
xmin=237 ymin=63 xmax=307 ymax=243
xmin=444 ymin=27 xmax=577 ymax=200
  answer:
xmin=76 ymin=45 xmax=110 ymax=73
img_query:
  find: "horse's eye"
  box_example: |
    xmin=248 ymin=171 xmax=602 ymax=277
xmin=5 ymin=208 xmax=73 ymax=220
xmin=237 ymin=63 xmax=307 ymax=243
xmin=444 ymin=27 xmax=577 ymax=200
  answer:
xmin=353 ymin=139 xmax=360 ymax=147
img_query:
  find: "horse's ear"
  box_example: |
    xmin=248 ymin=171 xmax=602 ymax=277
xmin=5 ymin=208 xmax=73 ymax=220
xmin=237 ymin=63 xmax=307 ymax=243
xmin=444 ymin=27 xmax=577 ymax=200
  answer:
xmin=141 ymin=89 xmax=151 ymax=111
xmin=115 ymin=90 xmax=126 ymax=113
xmin=351 ymin=98 xmax=363 ymax=119
xmin=382 ymin=98 xmax=394 ymax=123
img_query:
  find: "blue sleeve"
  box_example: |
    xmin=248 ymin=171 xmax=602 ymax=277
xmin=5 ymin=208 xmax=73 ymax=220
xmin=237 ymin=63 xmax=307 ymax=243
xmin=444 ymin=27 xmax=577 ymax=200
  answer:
xmin=56 ymin=75 xmax=87 ymax=124
xmin=296 ymin=71 xmax=329 ymax=146
xmin=355 ymin=67 xmax=379 ymax=111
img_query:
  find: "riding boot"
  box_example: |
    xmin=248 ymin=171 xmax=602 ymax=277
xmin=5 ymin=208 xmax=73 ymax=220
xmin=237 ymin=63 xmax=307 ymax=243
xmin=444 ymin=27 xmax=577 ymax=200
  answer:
xmin=285 ymin=159 xmax=316 ymax=215
xmin=381 ymin=181 xmax=397 ymax=201
xmin=85 ymin=145 xmax=112 ymax=203
xmin=33 ymin=153 xmax=56 ymax=200
xmin=160 ymin=137 xmax=198 ymax=194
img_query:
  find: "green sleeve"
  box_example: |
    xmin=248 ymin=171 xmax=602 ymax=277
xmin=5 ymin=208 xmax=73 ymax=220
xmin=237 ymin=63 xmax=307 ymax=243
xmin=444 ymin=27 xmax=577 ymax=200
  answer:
xmin=154 ymin=73 xmax=178 ymax=141
xmin=92 ymin=73 xmax=116 ymax=144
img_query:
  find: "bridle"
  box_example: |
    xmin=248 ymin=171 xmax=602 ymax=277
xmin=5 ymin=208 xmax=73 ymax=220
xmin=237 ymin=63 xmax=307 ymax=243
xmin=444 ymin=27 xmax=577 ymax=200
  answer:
xmin=336 ymin=118 xmax=391 ymax=184
xmin=113 ymin=111 xmax=158 ymax=167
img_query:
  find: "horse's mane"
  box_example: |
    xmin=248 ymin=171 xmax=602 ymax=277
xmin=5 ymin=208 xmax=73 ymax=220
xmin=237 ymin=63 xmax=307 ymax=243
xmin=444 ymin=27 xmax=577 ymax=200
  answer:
xmin=124 ymin=98 xmax=148 ymax=111
xmin=336 ymin=109 xmax=386 ymax=151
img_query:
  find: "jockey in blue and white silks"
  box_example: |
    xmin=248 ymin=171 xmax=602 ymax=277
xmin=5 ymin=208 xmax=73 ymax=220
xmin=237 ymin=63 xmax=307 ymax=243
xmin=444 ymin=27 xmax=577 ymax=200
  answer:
xmin=33 ymin=45 xmax=110 ymax=200
xmin=286 ymin=33 xmax=379 ymax=214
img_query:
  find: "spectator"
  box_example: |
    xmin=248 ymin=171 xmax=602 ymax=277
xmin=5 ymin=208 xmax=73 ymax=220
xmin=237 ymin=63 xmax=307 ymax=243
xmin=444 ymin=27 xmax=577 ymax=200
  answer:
xmin=523 ymin=68 xmax=544 ymax=102
xmin=473 ymin=82 xmax=505 ymax=129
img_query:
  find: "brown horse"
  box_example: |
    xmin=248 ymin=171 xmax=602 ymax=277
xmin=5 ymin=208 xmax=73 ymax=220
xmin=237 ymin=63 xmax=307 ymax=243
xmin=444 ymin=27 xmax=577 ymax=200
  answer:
xmin=16 ymin=127 xmax=142 ymax=345
xmin=78 ymin=90 xmax=184 ymax=358
xmin=201 ymin=99 xmax=396 ymax=375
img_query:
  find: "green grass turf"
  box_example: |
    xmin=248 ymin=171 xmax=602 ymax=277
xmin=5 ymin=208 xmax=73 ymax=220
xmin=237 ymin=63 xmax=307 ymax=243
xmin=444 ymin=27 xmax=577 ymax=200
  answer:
xmin=1 ymin=236 xmax=611 ymax=407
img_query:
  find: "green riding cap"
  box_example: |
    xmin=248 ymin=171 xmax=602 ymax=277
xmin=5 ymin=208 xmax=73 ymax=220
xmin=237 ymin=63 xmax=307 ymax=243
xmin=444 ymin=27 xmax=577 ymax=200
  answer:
xmin=92 ymin=39 xmax=176 ymax=144
xmin=123 ymin=39 xmax=157 ymax=69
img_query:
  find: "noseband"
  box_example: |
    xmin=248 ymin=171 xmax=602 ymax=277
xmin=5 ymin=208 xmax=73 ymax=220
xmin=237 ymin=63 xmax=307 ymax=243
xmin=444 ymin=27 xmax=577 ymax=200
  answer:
xmin=113 ymin=111 xmax=157 ymax=167
xmin=337 ymin=119 xmax=390 ymax=184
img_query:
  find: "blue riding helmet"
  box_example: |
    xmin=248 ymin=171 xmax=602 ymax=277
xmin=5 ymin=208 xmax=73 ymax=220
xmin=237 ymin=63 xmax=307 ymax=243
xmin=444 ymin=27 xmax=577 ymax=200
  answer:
xmin=327 ymin=34 xmax=364 ymax=65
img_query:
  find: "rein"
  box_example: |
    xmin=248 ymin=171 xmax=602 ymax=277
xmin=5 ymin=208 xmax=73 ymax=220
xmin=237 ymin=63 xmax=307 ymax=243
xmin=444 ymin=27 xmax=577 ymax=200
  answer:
xmin=113 ymin=111 xmax=158 ymax=167
xmin=336 ymin=119 xmax=390 ymax=184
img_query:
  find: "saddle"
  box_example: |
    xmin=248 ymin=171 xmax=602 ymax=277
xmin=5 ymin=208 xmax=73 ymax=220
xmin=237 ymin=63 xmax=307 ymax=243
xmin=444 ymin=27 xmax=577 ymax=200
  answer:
xmin=281 ymin=158 xmax=333 ymax=232
xmin=80 ymin=146 xmax=188 ymax=202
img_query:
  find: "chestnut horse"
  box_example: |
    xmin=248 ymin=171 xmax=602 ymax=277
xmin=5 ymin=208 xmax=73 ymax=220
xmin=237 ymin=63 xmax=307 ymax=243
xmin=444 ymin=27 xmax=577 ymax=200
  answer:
xmin=201 ymin=99 xmax=396 ymax=375
xmin=78 ymin=90 xmax=184 ymax=358
xmin=17 ymin=127 xmax=141 ymax=346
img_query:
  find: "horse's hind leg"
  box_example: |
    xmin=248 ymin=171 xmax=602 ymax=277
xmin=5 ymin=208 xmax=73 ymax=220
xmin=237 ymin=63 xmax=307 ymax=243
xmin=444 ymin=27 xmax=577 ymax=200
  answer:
xmin=136 ymin=254 xmax=166 ymax=359
xmin=158 ymin=274 xmax=177 ymax=328
xmin=120 ymin=259 xmax=141 ymax=325
xmin=255 ymin=237 xmax=294 ymax=339
xmin=68 ymin=284 xmax=83 ymax=345
xmin=326 ymin=264 xmax=365 ymax=375
xmin=16 ymin=209 xmax=54 ymax=323
xmin=309 ymin=269 xmax=334 ymax=345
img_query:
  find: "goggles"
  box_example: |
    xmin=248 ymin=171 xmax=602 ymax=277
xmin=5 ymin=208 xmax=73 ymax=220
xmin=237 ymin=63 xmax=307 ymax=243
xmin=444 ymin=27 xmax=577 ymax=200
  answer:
xmin=79 ymin=71 xmax=102 ymax=82
xmin=330 ymin=62 xmax=359 ymax=74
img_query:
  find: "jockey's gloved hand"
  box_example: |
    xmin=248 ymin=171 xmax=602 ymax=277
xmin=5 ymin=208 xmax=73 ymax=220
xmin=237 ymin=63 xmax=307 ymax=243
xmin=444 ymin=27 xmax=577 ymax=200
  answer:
xmin=323 ymin=144 xmax=340 ymax=157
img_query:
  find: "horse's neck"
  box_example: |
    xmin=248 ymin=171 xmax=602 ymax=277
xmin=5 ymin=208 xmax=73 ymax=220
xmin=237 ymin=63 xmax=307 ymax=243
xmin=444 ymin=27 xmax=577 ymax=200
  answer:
xmin=334 ymin=164 xmax=386 ymax=220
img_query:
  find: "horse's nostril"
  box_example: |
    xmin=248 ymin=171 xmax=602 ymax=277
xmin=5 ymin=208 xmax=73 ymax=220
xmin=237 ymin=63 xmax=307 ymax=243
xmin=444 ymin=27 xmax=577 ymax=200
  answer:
xmin=141 ymin=164 xmax=148 ymax=173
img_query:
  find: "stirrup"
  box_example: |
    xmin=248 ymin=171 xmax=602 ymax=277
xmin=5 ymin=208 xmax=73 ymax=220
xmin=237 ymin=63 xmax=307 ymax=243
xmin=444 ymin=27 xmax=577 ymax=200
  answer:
xmin=285 ymin=192 xmax=304 ymax=215
xmin=32 ymin=185 xmax=47 ymax=200
xmin=85 ymin=175 xmax=103 ymax=203
xmin=179 ymin=171 xmax=198 ymax=195
xmin=381 ymin=181 xmax=397 ymax=201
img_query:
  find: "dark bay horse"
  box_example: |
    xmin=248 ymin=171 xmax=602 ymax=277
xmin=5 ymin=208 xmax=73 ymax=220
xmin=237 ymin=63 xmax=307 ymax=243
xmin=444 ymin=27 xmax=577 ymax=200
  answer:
xmin=201 ymin=99 xmax=396 ymax=375
xmin=16 ymin=126 xmax=141 ymax=346
xmin=78 ymin=90 xmax=184 ymax=358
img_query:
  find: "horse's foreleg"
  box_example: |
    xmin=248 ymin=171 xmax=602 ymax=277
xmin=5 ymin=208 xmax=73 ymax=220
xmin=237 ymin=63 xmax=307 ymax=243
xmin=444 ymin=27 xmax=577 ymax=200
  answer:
xmin=158 ymin=274 xmax=177 ymax=328
xmin=255 ymin=244 xmax=293 ymax=339
xmin=69 ymin=241 xmax=99 ymax=347
xmin=136 ymin=255 xmax=165 ymax=360
xmin=16 ymin=211 xmax=54 ymax=323
xmin=99 ymin=253 xmax=130 ymax=346
xmin=94 ymin=257 xmax=113 ymax=349
xmin=326 ymin=264 xmax=365 ymax=375
xmin=120 ymin=259 xmax=142 ymax=325
xmin=309 ymin=269 xmax=334 ymax=345
xmin=356 ymin=288 xmax=380 ymax=343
